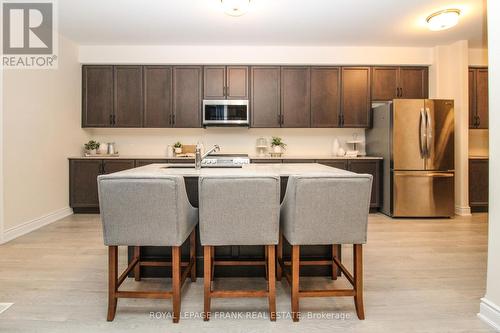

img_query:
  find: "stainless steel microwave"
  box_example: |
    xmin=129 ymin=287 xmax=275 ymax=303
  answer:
xmin=202 ymin=100 xmax=249 ymax=126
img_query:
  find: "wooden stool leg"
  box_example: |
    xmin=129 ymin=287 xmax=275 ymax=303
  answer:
xmin=277 ymin=232 xmax=283 ymax=281
xmin=190 ymin=230 xmax=197 ymax=282
xmin=134 ymin=246 xmax=141 ymax=281
xmin=353 ymin=244 xmax=365 ymax=320
xmin=291 ymin=245 xmax=300 ymax=322
xmin=172 ymin=246 xmax=181 ymax=323
xmin=332 ymin=244 xmax=339 ymax=280
xmin=204 ymin=246 xmax=212 ymax=321
xmin=267 ymin=245 xmax=276 ymax=321
xmin=265 ymin=246 xmax=269 ymax=281
xmin=107 ymin=246 xmax=118 ymax=321
xmin=211 ymin=246 xmax=215 ymax=282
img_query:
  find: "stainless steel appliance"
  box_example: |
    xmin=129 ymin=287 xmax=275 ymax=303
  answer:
xmin=367 ymin=99 xmax=455 ymax=217
xmin=202 ymin=100 xmax=249 ymax=126
xmin=201 ymin=154 xmax=250 ymax=168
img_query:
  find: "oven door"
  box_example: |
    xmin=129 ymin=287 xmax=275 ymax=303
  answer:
xmin=203 ymin=100 xmax=249 ymax=126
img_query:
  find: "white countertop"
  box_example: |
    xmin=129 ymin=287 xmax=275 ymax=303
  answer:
xmin=68 ymin=155 xmax=382 ymax=160
xmin=106 ymin=163 xmax=356 ymax=177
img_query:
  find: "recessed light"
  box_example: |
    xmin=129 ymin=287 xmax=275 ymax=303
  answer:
xmin=221 ymin=0 xmax=251 ymax=17
xmin=426 ymin=9 xmax=461 ymax=31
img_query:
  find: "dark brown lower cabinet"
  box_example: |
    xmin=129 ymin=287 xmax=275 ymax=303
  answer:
xmin=469 ymin=158 xmax=489 ymax=212
xmin=317 ymin=159 xmax=381 ymax=208
xmin=135 ymin=159 xmax=168 ymax=167
xmin=70 ymin=159 xmax=136 ymax=213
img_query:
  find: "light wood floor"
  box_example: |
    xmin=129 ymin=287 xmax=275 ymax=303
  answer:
xmin=0 ymin=213 xmax=492 ymax=332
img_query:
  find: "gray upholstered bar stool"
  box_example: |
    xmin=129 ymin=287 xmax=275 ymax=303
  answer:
xmin=277 ymin=174 xmax=372 ymax=321
xmin=98 ymin=175 xmax=198 ymax=323
xmin=198 ymin=175 xmax=280 ymax=321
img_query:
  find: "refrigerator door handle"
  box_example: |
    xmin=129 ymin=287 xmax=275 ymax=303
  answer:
xmin=419 ymin=109 xmax=427 ymax=157
xmin=425 ymin=107 xmax=432 ymax=158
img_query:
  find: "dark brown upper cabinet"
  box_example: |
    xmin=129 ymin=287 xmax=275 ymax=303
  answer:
xmin=143 ymin=66 xmax=173 ymax=128
xmin=281 ymin=67 xmax=311 ymax=127
xmin=469 ymin=67 xmax=489 ymax=129
xmin=311 ymin=67 xmax=341 ymax=127
xmin=82 ymin=65 xmax=114 ymax=127
xmin=399 ymin=67 xmax=428 ymax=99
xmin=173 ymin=66 xmax=203 ymax=128
xmin=371 ymin=67 xmax=399 ymax=101
xmin=250 ymin=66 xmax=281 ymax=128
xmin=204 ymin=66 xmax=248 ymax=100
xmin=371 ymin=66 xmax=428 ymax=100
xmin=341 ymin=67 xmax=371 ymax=128
xmin=114 ymin=66 xmax=143 ymax=127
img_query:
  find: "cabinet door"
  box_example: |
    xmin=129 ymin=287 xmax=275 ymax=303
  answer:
xmin=82 ymin=66 xmax=113 ymax=127
xmin=341 ymin=67 xmax=371 ymax=128
xmin=469 ymin=159 xmax=488 ymax=208
xmin=371 ymin=67 xmax=399 ymax=100
xmin=317 ymin=160 xmax=348 ymax=170
xmin=348 ymin=160 xmax=381 ymax=207
xmin=173 ymin=66 xmax=202 ymax=128
xmin=476 ymin=69 xmax=489 ymax=129
xmin=144 ymin=66 xmax=172 ymax=128
xmin=250 ymin=66 xmax=281 ymax=128
xmin=227 ymin=66 xmax=249 ymax=99
xmin=281 ymin=67 xmax=311 ymax=127
xmin=103 ymin=160 xmax=136 ymax=174
xmin=204 ymin=66 xmax=226 ymax=100
xmin=114 ymin=66 xmax=143 ymax=127
xmin=469 ymin=69 xmax=477 ymax=128
xmin=399 ymin=67 xmax=428 ymax=99
xmin=69 ymin=160 xmax=102 ymax=208
xmin=311 ymin=67 xmax=341 ymax=127
xmin=348 ymin=160 xmax=381 ymax=208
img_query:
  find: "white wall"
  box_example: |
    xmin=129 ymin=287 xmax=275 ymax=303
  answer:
xmin=0 ymin=56 xmax=4 ymax=243
xmin=469 ymin=48 xmax=489 ymax=66
xmin=1 ymin=35 xmax=87 ymax=242
xmin=86 ymin=128 xmax=365 ymax=157
xmin=479 ymin=1 xmax=500 ymax=330
xmin=429 ymin=41 xmax=470 ymax=216
xmin=79 ymin=45 xmax=434 ymax=65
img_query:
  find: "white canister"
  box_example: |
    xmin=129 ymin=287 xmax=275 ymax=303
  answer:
xmin=332 ymin=138 xmax=340 ymax=156
xmin=167 ymin=145 xmax=174 ymax=158
xmin=337 ymin=147 xmax=346 ymax=157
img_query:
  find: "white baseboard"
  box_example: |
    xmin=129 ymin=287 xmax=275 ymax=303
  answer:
xmin=455 ymin=205 xmax=472 ymax=216
xmin=1 ymin=207 xmax=73 ymax=244
xmin=478 ymin=298 xmax=500 ymax=331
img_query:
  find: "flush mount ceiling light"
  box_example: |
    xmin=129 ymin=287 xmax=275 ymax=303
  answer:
xmin=221 ymin=0 xmax=251 ymax=17
xmin=426 ymin=9 xmax=461 ymax=31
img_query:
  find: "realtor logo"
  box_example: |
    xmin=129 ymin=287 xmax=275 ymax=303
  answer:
xmin=2 ymin=0 xmax=58 ymax=69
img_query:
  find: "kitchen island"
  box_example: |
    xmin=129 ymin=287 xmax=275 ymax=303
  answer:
xmin=101 ymin=162 xmax=363 ymax=278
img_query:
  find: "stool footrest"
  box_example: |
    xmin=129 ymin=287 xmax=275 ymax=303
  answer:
xmin=210 ymin=290 xmax=269 ymax=298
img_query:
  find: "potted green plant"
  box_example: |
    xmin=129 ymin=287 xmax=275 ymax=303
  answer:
xmin=84 ymin=140 xmax=100 ymax=155
xmin=173 ymin=141 xmax=183 ymax=154
xmin=271 ymin=136 xmax=286 ymax=154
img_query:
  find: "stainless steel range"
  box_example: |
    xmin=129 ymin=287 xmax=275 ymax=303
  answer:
xmin=201 ymin=154 xmax=250 ymax=168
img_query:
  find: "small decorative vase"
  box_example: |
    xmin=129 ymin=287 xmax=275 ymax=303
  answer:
xmin=337 ymin=147 xmax=346 ymax=157
xmin=167 ymin=145 xmax=174 ymax=158
xmin=174 ymin=147 xmax=182 ymax=154
xmin=89 ymin=149 xmax=97 ymax=155
xmin=272 ymin=146 xmax=282 ymax=154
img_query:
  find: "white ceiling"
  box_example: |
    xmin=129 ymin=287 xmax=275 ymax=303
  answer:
xmin=59 ymin=0 xmax=487 ymax=48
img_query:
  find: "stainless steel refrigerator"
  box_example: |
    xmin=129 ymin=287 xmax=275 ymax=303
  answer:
xmin=367 ymin=99 xmax=455 ymax=217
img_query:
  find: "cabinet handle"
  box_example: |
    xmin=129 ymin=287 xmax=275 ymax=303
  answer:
xmin=168 ymin=114 xmax=172 ymax=125
xmin=476 ymin=115 xmax=480 ymax=127
xmin=277 ymin=114 xmax=281 ymax=125
xmin=281 ymin=114 xmax=284 ymax=125
xmin=172 ymin=114 xmax=176 ymax=125
xmin=400 ymin=87 xmax=403 ymax=97
xmin=109 ymin=114 xmax=113 ymax=125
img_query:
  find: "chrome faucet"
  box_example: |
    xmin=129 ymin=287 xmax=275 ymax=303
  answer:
xmin=195 ymin=144 xmax=220 ymax=169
